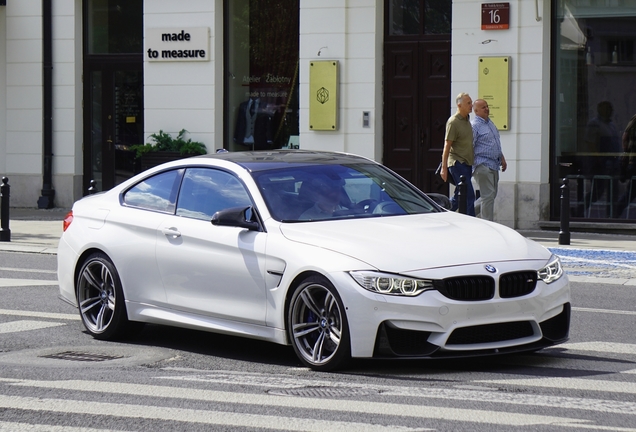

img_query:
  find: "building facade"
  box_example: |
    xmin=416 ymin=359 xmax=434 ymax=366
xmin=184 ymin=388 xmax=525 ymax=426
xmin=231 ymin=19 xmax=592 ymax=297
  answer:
xmin=1 ymin=0 xmax=635 ymax=228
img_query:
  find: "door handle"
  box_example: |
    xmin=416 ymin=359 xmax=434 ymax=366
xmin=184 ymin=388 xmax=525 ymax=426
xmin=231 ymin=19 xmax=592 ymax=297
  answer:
xmin=162 ymin=227 xmax=181 ymax=238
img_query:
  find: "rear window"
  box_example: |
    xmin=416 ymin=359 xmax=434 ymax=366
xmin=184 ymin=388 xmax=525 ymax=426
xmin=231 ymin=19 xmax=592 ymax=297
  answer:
xmin=123 ymin=169 xmax=183 ymax=213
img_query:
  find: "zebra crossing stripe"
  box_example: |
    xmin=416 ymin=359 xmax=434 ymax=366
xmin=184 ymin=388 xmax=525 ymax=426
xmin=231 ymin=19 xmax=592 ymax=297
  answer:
xmin=0 ymin=279 xmax=59 ymax=287
xmin=0 ymin=309 xmax=79 ymax=320
xmin=0 ymin=267 xmax=57 ymax=274
xmin=0 ymin=378 xmax=603 ymax=427
xmin=477 ymin=377 xmax=636 ymax=395
xmin=0 ymin=321 xmax=64 ymax=334
xmin=560 ymin=342 xmax=636 ymax=355
xmin=156 ymin=369 xmax=636 ymax=416
xmin=0 ymin=394 xmax=421 ymax=432
xmin=0 ymin=421 xmax=125 ymax=432
xmin=573 ymin=307 xmax=636 ymax=316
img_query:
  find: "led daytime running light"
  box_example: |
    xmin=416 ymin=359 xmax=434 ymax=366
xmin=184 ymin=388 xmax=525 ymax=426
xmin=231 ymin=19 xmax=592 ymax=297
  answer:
xmin=537 ymin=255 xmax=564 ymax=284
xmin=350 ymin=271 xmax=432 ymax=296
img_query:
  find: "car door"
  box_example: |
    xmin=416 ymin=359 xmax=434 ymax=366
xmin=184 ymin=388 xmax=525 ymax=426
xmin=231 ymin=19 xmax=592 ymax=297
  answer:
xmin=155 ymin=167 xmax=268 ymax=325
xmin=118 ymin=168 xmax=184 ymax=305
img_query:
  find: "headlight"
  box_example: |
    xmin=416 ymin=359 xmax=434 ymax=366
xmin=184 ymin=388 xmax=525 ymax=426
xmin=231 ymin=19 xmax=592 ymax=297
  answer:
xmin=537 ymin=254 xmax=564 ymax=284
xmin=349 ymin=271 xmax=433 ymax=296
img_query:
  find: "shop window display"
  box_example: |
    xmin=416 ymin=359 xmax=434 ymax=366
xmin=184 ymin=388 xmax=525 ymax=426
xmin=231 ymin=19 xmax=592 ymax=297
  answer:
xmin=554 ymin=0 xmax=636 ymax=220
xmin=225 ymin=0 xmax=299 ymax=152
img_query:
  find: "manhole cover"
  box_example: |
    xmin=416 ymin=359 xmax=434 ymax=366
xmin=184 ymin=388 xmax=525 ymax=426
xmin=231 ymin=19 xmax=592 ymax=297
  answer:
xmin=268 ymin=386 xmax=379 ymax=398
xmin=39 ymin=351 xmax=125 ymax=362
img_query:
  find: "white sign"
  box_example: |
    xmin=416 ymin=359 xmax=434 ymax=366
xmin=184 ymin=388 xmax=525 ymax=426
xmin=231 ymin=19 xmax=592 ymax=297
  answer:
xmin=146 ymin=27 xmax=210 ymax=62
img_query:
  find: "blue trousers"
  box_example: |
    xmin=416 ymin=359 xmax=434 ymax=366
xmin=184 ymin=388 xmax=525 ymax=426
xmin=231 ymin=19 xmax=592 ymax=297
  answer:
xmin=449 ymin=162 xmax=475 ymax=216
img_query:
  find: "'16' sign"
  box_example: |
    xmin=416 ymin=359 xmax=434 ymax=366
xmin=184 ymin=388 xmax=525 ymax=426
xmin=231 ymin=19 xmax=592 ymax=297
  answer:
xmin=481 ymin=3 xmax=510 ymax=30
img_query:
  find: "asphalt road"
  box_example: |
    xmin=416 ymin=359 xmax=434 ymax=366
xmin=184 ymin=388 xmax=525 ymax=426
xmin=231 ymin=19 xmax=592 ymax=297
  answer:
xmin=1 ymin=250 xmax=635 ymax=431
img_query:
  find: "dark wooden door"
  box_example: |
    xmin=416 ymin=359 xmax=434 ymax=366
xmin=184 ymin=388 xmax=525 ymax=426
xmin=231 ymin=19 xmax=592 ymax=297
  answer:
xmin=383 ymin=40 xmax=450 ymax=193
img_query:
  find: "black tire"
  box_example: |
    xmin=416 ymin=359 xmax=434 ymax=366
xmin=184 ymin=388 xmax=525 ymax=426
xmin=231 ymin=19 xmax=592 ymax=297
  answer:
xmin=76 ymin=252 xmax=136 ymax=340
xmin=288 ymin=275 xmax=351 ymax=371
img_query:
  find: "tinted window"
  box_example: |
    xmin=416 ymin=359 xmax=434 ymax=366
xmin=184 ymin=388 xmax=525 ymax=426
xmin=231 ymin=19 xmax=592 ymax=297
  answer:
xmin=176 ymin=168 xmax=252 ymax=220
xmin=123 ymin=169 xmax=183 ymax=212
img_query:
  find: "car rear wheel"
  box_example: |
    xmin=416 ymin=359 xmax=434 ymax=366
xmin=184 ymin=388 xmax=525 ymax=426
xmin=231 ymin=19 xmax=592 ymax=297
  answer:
xmin=76 ymin=252 xmax=134 ymax=340
xmin=288 ymin=276 xmax=350 ymax=371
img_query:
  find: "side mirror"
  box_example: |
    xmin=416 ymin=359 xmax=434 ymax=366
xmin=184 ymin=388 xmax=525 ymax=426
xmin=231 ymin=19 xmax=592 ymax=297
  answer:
xmin=426 ymin=193 xmax=452 ymax=210
xmin=211 ymin=206 xmax=260 ymax=231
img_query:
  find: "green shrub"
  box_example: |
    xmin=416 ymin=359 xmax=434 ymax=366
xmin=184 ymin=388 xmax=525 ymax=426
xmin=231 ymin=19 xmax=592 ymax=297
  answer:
xmin=131 ymin=129 xmax=207 ymax=158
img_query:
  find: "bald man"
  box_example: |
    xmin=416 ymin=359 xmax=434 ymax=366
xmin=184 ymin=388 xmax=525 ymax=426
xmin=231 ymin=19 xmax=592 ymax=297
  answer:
xmin=471 ymin=99 xmax=507 ymax=221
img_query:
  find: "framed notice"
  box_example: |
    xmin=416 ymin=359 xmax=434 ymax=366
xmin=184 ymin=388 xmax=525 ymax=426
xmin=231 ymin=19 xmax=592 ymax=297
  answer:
xmin=481 ymin=3 xmax=510 ymax=30
xmin=478 ymin=57 xmax=510 ymax=131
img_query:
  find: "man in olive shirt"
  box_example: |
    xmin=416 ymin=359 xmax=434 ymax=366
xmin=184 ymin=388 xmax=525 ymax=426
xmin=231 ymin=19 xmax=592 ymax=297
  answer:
xmin=440 ymin=92 xmax=475 ymax=216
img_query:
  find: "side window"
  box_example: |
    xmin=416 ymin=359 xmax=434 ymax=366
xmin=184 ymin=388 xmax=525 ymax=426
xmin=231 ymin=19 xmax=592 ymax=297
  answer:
xmin=123 ymin=169 xmax=183 ymax=213
xmin=176 ymin=168 xmax=252 ymax=220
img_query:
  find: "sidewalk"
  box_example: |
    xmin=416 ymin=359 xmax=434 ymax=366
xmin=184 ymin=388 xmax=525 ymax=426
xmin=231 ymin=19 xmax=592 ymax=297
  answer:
xmin=0 ymin=208 xmax=68 ymax=254
xmin=1 ymin=207 xmax=636 ymax=255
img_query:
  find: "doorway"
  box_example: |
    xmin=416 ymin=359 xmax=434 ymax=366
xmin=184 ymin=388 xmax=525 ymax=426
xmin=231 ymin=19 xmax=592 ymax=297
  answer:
xmin=83 ymin=0 xmax=143 ymax=193
xmin=85 ymin=63 xmax=143 ymax=192
xmin=383 ymin=0 xmax=451 ymax=193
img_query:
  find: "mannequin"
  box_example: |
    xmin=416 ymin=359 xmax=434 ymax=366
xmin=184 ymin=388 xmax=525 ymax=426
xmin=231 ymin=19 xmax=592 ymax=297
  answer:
xmin=234 ymin=97 xmax=273 ymax=149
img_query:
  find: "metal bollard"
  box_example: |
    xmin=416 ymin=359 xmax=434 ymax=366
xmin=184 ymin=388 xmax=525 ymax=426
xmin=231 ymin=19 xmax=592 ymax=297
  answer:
xmin=559 ymin=177 xmax=570 ymax=245
xmin=458 ymin=175 xmax=467 ymax=214
xmin=0 ymin=177 xmax=11 ymax=242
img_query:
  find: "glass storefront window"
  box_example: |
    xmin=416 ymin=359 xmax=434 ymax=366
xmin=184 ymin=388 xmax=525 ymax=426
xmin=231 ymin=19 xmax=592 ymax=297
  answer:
xmin=554 ymin=0 xmax=636 ymax=220
xmin=225 ymin=0 xmax=299 ymax=152
xmin=87 ymin=0 xmax=142 ymax=54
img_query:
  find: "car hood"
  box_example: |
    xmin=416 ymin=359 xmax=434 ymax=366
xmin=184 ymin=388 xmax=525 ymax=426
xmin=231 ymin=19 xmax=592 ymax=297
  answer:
xmin=278 ymin=212 xmax=550 ymax=272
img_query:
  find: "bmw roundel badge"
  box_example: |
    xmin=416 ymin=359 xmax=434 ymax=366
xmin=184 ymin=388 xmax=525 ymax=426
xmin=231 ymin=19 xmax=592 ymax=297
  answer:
xmin=485 ymin=265 xmax=497 ymax=273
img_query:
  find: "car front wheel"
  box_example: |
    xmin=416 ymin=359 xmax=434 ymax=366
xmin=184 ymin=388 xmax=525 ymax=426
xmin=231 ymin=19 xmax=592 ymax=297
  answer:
xmin=288 ymin=276 xmax=350 ymax=371
xmin=76 ymin=252 xmax=134 ymax=340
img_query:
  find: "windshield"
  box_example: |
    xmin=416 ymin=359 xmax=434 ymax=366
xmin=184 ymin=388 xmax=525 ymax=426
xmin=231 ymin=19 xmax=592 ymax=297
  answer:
xmin=253 ymin=163 xmax=441 ymax=222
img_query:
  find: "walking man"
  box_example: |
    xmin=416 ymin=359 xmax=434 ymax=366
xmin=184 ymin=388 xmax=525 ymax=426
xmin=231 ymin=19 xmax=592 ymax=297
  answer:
xmin=471 ymin=99 xmax=507 ymax=221
xmin=441 ymin=93 xmax=475 ymax=216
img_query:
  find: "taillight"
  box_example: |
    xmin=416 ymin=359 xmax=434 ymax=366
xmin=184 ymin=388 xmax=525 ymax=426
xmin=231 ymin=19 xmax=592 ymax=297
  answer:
xmin=63 ymin=211 xmax=73 ymax=232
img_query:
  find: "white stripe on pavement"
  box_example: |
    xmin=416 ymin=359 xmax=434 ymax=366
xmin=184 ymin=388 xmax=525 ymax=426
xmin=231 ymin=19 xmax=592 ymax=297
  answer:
xmin=0 ymin=278 xmax=59 ymax=287
xmin=157 ymin=369 xmax=636 ymax=416
xmin=0 ymin=309 xmax=79 ymax=320
xmin=0 ymin=267 xmax=57 ymax=274
xmin=0 ymin=421 xmax=128 ymax=432
xmin=0 ymin=394 xmax=422 ymax=432
xmin=0 ymin=378 xmax=600 ymax=427
xmin=573 ymin=307 xmax=636 ymax=316
xmin=560 ymin=342 xmax=636 ymax=355
xmin=477 ymin=377 xmax=636 ymax=395
xmin=0 ymin=320 xmax=64 ymax=334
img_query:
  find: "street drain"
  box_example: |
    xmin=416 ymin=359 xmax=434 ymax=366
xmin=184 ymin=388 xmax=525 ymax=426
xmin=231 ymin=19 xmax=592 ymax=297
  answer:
xmin=268 ymin=386 xmax=379 ymax=398
xmin=40 ymin=351 xmax=125 ymax=362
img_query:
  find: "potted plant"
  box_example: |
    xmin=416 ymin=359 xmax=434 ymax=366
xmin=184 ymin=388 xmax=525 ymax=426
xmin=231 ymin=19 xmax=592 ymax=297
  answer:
xmin=131 ymin=129 xmax=207 ymax=172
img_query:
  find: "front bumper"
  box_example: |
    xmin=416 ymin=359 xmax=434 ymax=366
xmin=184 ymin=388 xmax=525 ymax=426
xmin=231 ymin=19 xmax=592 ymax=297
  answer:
xmin=373 ymin=302 xmax=570 ymax=358
xmin=331 ymin=261 xmax=571 ymax=358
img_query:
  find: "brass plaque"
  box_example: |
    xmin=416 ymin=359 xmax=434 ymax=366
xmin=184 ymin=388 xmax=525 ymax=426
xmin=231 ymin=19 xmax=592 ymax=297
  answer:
xmin=309 ymin=60 xmax=338 ymax=131
xmin=478 ymin=56 xmax=510 ymax=131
